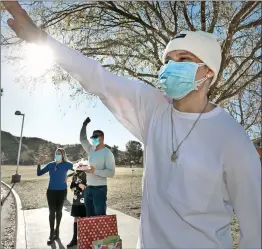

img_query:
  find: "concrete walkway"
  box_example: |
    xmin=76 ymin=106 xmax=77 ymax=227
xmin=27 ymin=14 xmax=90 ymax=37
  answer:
xmin=15 ymin=187 xmax=139 ymax=249
xmin=22 ymin=207 xmax=139 ymax=249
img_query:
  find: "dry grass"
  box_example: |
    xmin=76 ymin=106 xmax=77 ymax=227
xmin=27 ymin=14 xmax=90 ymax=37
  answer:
xmin=1 ymin=166 xmax=143 ymax=216
xmin=2 ymin=165 xmax=239 ymax=248
xmin=107 ymin=168 xmax=142 ymax=219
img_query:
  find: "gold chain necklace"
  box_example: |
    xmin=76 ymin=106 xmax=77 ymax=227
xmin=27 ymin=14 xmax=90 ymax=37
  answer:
xmin=171 ymin=102 xmax=209 ymax=163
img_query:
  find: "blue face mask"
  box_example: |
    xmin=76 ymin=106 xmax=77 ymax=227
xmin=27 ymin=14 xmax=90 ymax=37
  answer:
xmin=158 ymin=61 xmax=207 ymax=100
xmin=55 ymin=154 xmax=62 ymax=162
xmin=91 ymin=138 xmax=100 ymax=147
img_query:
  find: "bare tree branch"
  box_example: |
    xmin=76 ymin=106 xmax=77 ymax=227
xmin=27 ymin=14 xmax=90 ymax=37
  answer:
xmin=201 ymin=1 xmax=206 ymax=31
xmin=144 ymin=2 xmax=173 ymax=36
xmin=182 ymin=2 xmax=196 ymax=31
xmin=221 ymin=40 xmax=261 ymax=89
xmin=103 ymin=1 xmax=169 ymax=43
xmin=238 ymin=94 xmax=245 ymax=125
xmin=230 ymin=1 xmax=257 ymax=26
xmin=208 ymin=2 xmax=219 ymax=32
xmin=169 ymin=2 xmax=178 ymax=34
xmin=211 ymin=2 xmax=258 ymax=91
xmin=237 ymin=18 xmax=262 ymax=31
xmin=217 ymin=72 xmax=262 ymax=102
xmin=239 ymin=2 xmax=261 ymax=22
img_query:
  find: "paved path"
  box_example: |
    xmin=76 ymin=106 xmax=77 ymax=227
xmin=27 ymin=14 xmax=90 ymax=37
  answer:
xmin=22 ymin=207 xmax=139 ymax=249
xmin=16 ymin=188 xmax=139 ymax=249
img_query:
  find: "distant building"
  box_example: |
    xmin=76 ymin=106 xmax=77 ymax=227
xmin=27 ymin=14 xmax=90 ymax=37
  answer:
xmin=253 ymin=138 xmax=262 ymax=158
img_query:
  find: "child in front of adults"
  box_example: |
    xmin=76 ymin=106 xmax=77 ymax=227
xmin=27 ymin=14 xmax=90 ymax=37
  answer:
xmin=67 ymin=160 xmax=89 ymax=248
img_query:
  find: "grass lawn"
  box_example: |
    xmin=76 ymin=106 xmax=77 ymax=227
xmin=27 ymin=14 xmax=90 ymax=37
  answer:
xmin=1 ymin=165 xmax=143 ymax=217
xmin=1 ymin=165 xmax=239 ymax=248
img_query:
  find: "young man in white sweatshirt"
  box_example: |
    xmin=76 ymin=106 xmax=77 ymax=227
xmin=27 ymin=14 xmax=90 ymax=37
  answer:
xmin=4 ymin=2 xmax=261 ymax=248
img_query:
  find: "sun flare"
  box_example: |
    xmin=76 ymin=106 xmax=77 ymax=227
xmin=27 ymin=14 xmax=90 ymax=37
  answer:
xmin=23 ymin=43 xmax=54 ymax=77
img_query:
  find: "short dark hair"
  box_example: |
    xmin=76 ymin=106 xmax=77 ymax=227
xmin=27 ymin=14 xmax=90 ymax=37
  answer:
xmin=93 ymin=130 xmax=104 ymax=137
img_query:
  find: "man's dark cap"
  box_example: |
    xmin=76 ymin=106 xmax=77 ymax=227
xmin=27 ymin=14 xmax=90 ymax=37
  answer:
xmin=90 ymin=130 xmax=104 ymax=138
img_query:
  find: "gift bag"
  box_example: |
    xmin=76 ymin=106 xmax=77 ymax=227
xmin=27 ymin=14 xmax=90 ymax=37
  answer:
xmin=78 ymin=215 xmax=118 ymax=249
xmin=92 ymin=235 xmax=122 ymax=249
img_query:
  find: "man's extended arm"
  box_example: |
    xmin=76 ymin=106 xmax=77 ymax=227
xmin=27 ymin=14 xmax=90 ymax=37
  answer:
xmin=80 ymin=118 xmax=92 ymax=153
xmin=45 ymin=36 xmax=166 ymax=143
xmin=3 ymin=1 xmax=166 ymax=144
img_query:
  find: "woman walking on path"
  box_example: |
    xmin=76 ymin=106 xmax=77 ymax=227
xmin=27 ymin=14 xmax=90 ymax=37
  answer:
xmin=37 ymin=148 xmax=74 ymax=246
xmin=67 ymin=160 xmax=88 ymax=248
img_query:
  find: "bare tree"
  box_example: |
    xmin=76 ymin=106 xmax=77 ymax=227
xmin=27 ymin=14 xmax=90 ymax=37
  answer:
xmin=125 ymin=140 xmax=143 ymax=165
xmin=78 ymin=148 xmax=87 ymax=160
xmin=34 ymin=143 xmax=53 ymax=164
xmin=1 ymin=151 xmax=8 ymax=165
xmin=18 ymin=149 xmax=35 ymax=165
xmin=2 ymin=1 xmax=261 ymax=137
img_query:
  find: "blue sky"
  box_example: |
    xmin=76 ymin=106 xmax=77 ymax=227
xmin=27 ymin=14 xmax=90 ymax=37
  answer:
xmin=1 ymin=57 xmax=139 ymax=151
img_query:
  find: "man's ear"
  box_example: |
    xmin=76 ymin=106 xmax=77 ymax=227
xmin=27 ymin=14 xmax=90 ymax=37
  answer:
xmin=206 ymin=68 xmax=214 ymax=79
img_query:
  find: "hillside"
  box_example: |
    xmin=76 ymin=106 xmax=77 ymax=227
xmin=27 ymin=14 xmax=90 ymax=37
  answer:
xmin=1 ymin=131 xmax=121 ymax=165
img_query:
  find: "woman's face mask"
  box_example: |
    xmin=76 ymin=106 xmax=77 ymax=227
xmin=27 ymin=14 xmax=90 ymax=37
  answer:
xmin=55 ymin=154 xmax=62 ymax=162
xmin=158 ymin=61 xmax=208 ymax=100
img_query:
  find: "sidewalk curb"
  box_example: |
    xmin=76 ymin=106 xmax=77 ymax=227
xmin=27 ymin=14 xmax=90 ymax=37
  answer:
xmin=1 ymin=181 xmax=27 ymax=249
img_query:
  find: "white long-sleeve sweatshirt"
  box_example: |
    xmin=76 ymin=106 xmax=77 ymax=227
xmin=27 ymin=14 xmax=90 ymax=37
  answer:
xmin=46 ymin=36 xmax=261 ymax=249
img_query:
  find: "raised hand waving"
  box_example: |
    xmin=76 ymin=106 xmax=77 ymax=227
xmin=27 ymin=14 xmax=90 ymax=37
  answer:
xmin=3 ymin=0 xmax=46 ymax=43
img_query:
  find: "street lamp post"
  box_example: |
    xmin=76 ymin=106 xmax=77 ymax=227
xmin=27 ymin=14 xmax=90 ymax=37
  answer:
xmin=15 ymin=111 xmax=25 ymax=170
xmin=12 ymin=111 xmax=25 ymax=183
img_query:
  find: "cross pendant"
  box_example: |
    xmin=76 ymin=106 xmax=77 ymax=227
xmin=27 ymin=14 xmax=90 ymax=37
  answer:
xmin=171 ymin=151 xmax=177 ymax=162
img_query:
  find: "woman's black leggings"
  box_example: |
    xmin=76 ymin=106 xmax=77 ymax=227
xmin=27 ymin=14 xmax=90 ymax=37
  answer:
xmin=46 ymin=189 xmax=67 ymax=231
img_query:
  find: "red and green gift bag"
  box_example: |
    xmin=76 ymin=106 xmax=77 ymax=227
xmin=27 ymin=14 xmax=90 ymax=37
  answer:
xmin=78 ymin=215 xmax=118 ymax=249
xmin=92 ymin=235 xmax=122 ymax=249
